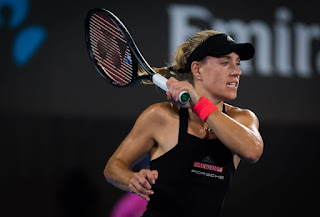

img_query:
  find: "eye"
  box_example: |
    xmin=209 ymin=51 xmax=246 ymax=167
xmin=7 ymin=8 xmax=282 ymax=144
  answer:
xmin=222 ymin=61 xmax=228 ymax=66
xmin=237 ymin=62 xmax=241 ymax=67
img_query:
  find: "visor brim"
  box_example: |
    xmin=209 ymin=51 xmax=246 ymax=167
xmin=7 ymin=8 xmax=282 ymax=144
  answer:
xmin=209 ymin=43 xmax=255 ymax=60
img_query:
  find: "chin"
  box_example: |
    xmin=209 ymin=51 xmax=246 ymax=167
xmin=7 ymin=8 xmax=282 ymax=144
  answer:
xmin=223 ymin=94 xmax=237 ymax=101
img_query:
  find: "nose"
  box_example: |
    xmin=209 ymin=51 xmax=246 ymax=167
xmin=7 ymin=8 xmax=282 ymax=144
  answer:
xmin=230 ymin=63 xmax=242 ymax=77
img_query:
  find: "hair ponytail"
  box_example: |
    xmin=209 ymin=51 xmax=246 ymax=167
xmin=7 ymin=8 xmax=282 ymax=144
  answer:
xmin=138 ymin=67 xmax=170 ymax=84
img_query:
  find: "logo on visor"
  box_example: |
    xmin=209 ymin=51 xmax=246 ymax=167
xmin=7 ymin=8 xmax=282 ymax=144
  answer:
xmin=227 ymin=35 xmax=234 ymax=42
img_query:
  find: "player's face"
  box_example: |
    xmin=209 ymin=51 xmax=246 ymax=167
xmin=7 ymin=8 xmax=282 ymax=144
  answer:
xmin=199 ymin=52 xmax=242 ymax=101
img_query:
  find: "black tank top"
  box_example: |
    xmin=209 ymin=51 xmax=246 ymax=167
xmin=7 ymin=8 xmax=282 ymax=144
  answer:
xmin=142 ymin=105 xmax=235 ymax=217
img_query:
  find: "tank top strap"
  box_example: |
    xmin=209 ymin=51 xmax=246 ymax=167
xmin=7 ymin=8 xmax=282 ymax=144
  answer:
xmin=178 ymin=103 xmax=225 ymax=142
xmin=178 ymin=108 xmax=189 ymax=142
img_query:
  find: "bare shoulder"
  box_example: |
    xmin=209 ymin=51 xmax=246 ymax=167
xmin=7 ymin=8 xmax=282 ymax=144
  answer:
xmin=224 ymin=103 xmax=257 ymax=118
xmin=224 ymin=103 xmax=260 ymax=129
xmin=136 ymin=102 xmax=179 ymax=127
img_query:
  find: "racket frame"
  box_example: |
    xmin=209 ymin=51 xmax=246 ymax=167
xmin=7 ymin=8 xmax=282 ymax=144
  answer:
xmin=85 ymin=8 xmax=153 ymax=87
xmin=85 ymin=8 xmax=190 ymax=103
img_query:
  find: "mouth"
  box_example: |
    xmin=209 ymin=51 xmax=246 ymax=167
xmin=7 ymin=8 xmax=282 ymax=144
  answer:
xmin=226 ymin=82 xmax=238 ymax=89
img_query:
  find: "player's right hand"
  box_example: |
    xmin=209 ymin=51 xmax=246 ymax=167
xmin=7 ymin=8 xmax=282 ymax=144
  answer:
xmin=128 ymin=169 xmax=158 ymax=201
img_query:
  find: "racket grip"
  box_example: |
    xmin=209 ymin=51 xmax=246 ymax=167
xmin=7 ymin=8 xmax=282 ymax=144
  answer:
xmin=152 ymin=74 xmax=190 ymax=104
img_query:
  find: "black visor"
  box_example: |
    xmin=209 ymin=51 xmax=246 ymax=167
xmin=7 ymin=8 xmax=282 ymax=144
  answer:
xmin=184 ymin=33 xmax=255 ymax=72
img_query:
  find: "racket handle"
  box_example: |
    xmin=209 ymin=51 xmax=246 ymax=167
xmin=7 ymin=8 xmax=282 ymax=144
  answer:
xmin=152 ymin=74 xmax=169 ymax=91
xmin=152 ymin=74 xmax=190 ymax=104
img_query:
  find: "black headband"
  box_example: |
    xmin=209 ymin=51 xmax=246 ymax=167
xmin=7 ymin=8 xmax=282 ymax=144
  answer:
xmin=183 ymin=33 xmax=255 ymax=72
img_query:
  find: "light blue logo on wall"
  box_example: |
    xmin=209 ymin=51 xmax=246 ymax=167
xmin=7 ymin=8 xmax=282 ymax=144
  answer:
xmin=0 ymin=0 xmax=47 ymax=66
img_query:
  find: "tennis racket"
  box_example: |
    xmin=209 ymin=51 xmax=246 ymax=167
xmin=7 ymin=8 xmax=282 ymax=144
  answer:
xmin=85 ymin=8 xmax=190 ymax=104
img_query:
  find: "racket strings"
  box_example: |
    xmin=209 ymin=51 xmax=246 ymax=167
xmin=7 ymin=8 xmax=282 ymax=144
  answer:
xmin=89 ymin=13 xmax=133 ymax=86
xmin=90 ymin=15 xmax=132 ymax=84
xmin=91 ymin=14 xmax=131 ymax=72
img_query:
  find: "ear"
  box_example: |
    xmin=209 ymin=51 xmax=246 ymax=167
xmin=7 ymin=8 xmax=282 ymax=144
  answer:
xmin=190 ymin=61 xmax=201 ymax=77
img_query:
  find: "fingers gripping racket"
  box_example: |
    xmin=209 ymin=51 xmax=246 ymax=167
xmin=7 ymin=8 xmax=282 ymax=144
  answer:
xmin=85 ymin=8 xmax=190 ymax=104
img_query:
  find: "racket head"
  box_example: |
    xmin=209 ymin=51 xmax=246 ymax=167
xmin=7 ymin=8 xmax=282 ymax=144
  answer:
xmin=85 ymin=8 xmax=147 ymax=87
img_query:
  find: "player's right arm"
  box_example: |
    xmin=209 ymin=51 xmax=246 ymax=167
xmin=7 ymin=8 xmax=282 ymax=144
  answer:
xmin=104 ymin=104 xmax=162 ymax=201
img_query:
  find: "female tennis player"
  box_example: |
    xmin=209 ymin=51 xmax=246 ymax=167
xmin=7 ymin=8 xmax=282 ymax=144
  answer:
xmin=104 ymin=30 xmax=264 ymax=217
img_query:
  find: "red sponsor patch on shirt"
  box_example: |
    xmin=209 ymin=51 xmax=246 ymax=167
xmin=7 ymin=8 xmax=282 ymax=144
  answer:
xmin=193 ymin=161 xmax=223 ymax=173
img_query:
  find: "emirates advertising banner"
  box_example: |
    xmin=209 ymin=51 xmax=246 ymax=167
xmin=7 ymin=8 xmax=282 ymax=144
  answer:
xmin=1 ymin=0 xmax=319 ymax=124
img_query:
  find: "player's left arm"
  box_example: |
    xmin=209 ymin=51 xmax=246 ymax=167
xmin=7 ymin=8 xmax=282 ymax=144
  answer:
xmin=206 ymin=107 xmax=264 ymax=164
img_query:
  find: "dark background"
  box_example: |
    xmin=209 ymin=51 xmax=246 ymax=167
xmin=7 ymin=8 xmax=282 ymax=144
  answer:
xmin=1 ymin=0 xmax=319 ymax=216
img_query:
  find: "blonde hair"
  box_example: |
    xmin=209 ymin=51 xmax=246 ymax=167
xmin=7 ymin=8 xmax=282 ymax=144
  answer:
xmin=139 ymin=29 xmax=221 ymax=84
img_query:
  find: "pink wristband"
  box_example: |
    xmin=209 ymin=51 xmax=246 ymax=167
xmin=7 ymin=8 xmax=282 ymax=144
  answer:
xmin=192 ymin=97 xmax=218 ymax=122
